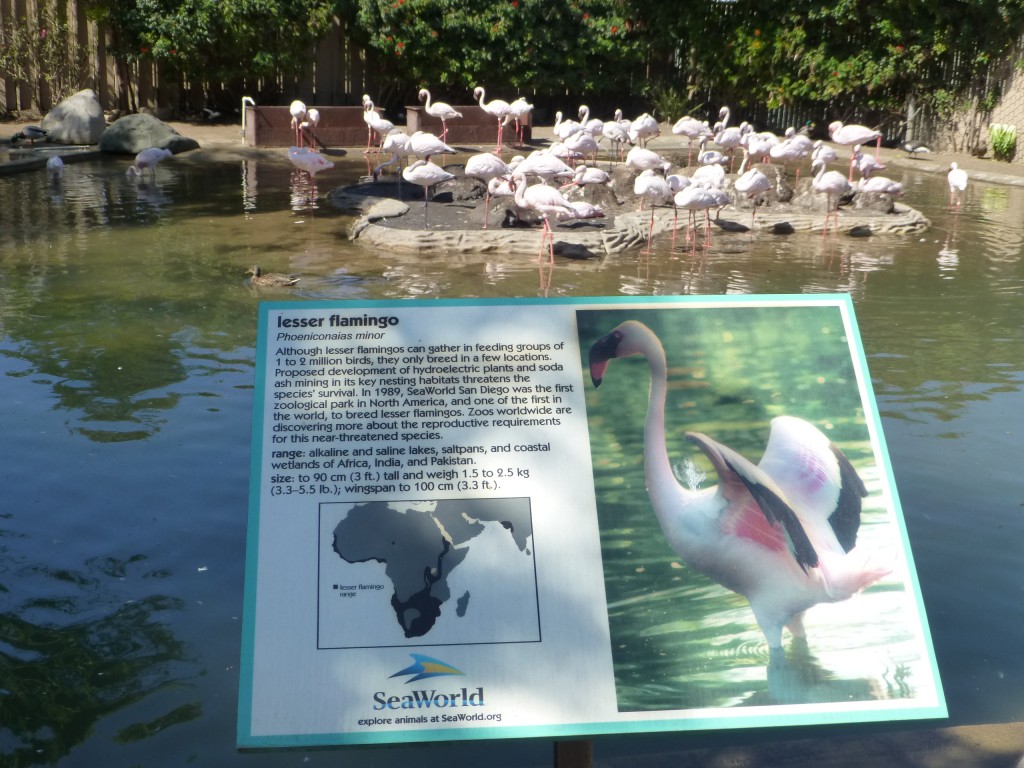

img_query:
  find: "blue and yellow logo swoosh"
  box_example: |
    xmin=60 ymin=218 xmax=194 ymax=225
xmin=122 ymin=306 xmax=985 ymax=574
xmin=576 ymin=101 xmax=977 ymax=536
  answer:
xmin=389 ymin=654 xmax=464 ymax=683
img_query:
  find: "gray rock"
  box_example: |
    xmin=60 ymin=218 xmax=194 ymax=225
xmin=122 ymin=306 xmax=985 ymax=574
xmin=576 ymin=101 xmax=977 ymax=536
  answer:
xmin=99 ymin=113 xmax=200 ymax=155
xmin=40 ymin=89 xmax=106 ymax=145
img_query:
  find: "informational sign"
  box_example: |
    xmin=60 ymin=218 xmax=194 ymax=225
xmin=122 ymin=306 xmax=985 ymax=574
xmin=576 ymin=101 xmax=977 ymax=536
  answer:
xmin=238 ymin=295 xmax=946 ymax=748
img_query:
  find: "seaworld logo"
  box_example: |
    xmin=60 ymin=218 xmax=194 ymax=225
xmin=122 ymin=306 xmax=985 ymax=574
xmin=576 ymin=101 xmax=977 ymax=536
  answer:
xmin=389 ymin=653 xmax=464 ymax=683
xmin=372 ymin=654 xmax=486 ymax=711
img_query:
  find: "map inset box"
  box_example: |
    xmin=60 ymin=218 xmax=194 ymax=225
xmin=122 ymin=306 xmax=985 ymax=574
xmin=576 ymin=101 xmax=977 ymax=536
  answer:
xmin=318 ymin=497 xmax=540 ymax=648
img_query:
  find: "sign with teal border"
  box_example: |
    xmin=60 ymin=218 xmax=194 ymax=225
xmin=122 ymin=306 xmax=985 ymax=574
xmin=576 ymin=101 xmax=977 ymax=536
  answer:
xmin=238 ymin=294 xmax=946 ymax=748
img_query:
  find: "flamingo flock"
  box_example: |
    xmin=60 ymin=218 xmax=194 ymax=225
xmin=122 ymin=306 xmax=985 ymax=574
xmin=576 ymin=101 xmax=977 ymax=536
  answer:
xmin=25 ymin=90 xmax=968 ymax=263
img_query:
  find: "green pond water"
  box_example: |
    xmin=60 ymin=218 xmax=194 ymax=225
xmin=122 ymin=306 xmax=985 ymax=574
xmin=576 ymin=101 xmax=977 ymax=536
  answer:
xmin=0 ymin=148 xmax=1022 ymax=766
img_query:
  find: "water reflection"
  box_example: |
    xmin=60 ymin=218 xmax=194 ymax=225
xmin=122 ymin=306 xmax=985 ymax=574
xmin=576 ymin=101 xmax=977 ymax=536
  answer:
xmin=0 ymin=148 xmax=1023 ymax=764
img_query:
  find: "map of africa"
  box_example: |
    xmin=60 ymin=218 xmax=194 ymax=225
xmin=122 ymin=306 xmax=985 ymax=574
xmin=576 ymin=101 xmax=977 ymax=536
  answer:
xmin=317 ymin=498 xmax=540 ymax=648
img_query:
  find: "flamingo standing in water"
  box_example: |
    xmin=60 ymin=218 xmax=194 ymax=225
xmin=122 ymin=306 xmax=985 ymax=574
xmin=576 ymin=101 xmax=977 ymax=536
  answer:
xmin=126 ymin=147 xmax=173 ymax=180
xmin=511 ymin=171 xmax=575 ymax=263
xmin=289 ymin=100 xmax=307 ymax=146
xmin=473 ymin=86 xmax=512 ymax=152
xmin=947 ymin=162 xmax=968 ymax=209
xmin=734 ymin=165 xmax=772 ymax=229
xmin=674 ymin=183 xmax=719 ymax=246
xmin=46 ymin=155 xmax=64 ymax=183
xmin=362 ymin=95 xmax=394 ymax=153
xmin=588 ymin=319 xmax=890 ymax=655
xmin=418 ymin=89 xmax=462 ymax=143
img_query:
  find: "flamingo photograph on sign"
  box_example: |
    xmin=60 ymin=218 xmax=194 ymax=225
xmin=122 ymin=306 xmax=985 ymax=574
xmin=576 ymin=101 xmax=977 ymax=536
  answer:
xmin=578 ymin=299 xmax=942 ymax=716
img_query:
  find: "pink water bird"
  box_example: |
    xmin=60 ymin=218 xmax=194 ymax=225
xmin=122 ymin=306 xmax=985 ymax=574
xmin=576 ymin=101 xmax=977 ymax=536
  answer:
xmin=506 ymin=97 xmax=534 ymax=147
xmin=811 ymin=159 xmax=852 ymax=236
xmin=127 ymin=147 xmax=173 ymax=180
xmin=408 ymin=130 xmax=455 ymax=161
xmin=829 ymin=120 xmax=883 ymax=178
xmin=947 ymin=162 xmax=968 ymax=208
xmin=473 ymin=86 xmax=512 ymax=152
xmin=852 ymin=144 xmax=886 ymax=178
xmin=674 ymin=184 xmax=719 ymax=245
xmin=625 ymin=146 xmax=671 ymax=174
xmin=589 ymin=320 xmax=890 ymax=654
xmin=288 ymin=146 xmax=334 ymax=178
xmin=402 ymin=159 xmax=455 ymax=228
xmin=418 ymin=89 xmax=462 ymax=143
xmin=297 ymin=108 xmax=320 ymax=149
xmin=511 ymin=171 xmax=575 ymax=263
xmin=672 ymin=116 xmax=713 ymax=164
xmin=289 ymin=100 xmax=307 ymax=147
xmin=634 ymin=168 xmax=673 ymax=253
xmin=514 ymin=150 xmax=575 ymax=184
xmin=734 ymin=166 xmax=772 ymax=228
xmin=362 ymin=95 xmax=394 ymax=153
xmin=628 ymin=112 xmax=660 ymax=147
xmin=465 ymin=152 xmax=512 ymax=228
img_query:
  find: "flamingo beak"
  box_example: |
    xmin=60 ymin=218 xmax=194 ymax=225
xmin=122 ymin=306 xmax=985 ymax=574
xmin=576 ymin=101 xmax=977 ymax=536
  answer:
xmin=588 ymin=330 xmax=622 ymax=387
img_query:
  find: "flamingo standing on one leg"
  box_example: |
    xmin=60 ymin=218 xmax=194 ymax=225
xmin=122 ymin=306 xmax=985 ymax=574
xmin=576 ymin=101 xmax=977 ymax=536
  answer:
xmin=588 ymin=319 xmax=890 ymax=657
xmin=418 ymin=89 xmax=462 ymax=143
xmin=289 ymin=100 xmax=307 ymax=147
xmin=734 ymin=165 xmax=772 ymax=229
xmin=511 ymin=171 xmax=575 ymax=263
xmin=402 ymin=159 xmax=455 ymax=229
xmin=829 ymin=121 xmax=883 ymax=179
xmin=947 ymin=162 xmax=968 ymax=209
xmin=473 ymin=86 xmax=512 ymax=152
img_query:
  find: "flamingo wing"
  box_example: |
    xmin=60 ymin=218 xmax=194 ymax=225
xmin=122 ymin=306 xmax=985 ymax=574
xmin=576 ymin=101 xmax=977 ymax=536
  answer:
xmin=685 ymin=431 xmax=820 ymax=572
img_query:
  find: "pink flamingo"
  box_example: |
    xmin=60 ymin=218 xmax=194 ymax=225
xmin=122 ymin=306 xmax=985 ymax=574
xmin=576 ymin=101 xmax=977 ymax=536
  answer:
xmin=289 ymin=100 xmax=306 ymax=147
xmin=402 ymin=159 xmax=455 ymax=228
xmin=418 ymin=88 xmax=462 ymax=143
xmin=473 ymin=86 xmax=512 ymax=152
xmin=511 ymin=171 xmax=575 ymax=263
xmin=811 ymin=159 xmax=852 ymax=236
xmin=588 ymin=320 xmax=890 ymax=655
xmin=734 ymin=166 xmax=772 ymax=229
xmin=829 ymin=120 xmax=883 ymax=178
xmin=947 ymin=162 xmax=968 ymax=209
xmin=465 ymin=152 xmax=512 ymax=228
xmin=126 ymin=147 xmax=173 ymax=180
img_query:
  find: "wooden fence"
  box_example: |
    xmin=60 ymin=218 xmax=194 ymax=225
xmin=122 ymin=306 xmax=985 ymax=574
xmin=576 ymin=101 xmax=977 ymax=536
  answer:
xmin=0 ymin=0 xmax=382 ymax=117
xmin=4 ymin=0 xmax=1023 ymax=161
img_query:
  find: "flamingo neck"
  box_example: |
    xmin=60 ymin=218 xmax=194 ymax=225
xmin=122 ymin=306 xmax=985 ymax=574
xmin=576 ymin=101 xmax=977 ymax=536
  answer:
xmin=640 ymin=340 xmax=687 ymax=512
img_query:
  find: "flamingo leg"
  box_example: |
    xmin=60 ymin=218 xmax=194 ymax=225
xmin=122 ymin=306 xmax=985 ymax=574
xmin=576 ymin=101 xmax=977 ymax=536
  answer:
xmin=647 ymin=207 xmax=656 ymax=255
xmin=482 ymin=191 xmax=491 ymax=229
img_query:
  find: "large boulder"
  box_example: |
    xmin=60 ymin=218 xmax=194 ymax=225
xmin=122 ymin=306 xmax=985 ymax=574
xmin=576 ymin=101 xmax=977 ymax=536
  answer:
xmin=99 ymin=113 xmax=199 ymax=155
xmin=40 ymin=89 xmax=106 ymax=145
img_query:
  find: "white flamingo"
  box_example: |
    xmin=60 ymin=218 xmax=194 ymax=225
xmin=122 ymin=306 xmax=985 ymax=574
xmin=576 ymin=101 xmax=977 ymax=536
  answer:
xmin=857 ymin=175 xmax=904 ymax=197
xmin=634 ymin=168 xmax=673 ymax=253
xmin=289 ymin=100 xmax=307 ymax=147
xmin=126 ymin=147 xmax=173 ymax=180
xmin=829 ymin=120 xmax=883 ymax=177
xmin=506 ymin=97 xmax=534 ymax=146
xmin=602 ymin=118 xmax=633 ymax=162
xmin=473 ymin=86 xmax=512 ymax=152
xmin=553 ymin=110 xmax=583 ymax=141
xmin=628 ymin=112 xmax=660 ymax=147
xmin=418 ymin=88 xmax=462 ymax=143
xmin=402 ymin=159 xmax=455 ymax=228
xmin=299 ymin=108 xmax=320 ymax=149
xmin=734 ymin=166 xmax=772 ymax=228
xmin=588 ymin=319 xmax=890 ymax=655
xmin=672 ymin=116 xmax=713 ymax=164
xmin=408 ymin=130 xmax=455 ymax=161
xmin=465 ymin=152 xmax=512 ymax=228
xmin=514 ymin=150 xmax=575 ymax=184
xmin=947 ymin=162 xmax=968 ymax=208
xmin=511 ymin=171 xmax=575 ymax=262
xmin=625 ymin=146 xmax=671 ymax=174
xmin=674 ymin=183 xmax=719 ymax=245
xmin=288 ymin=146 xmax=334 ymax=179
xmin=811 ymin=159 xmax=852 ymax=236
xmin=362 ymin=95 xmax=394 ymax=153
xmin=853 ymin=144 xmax=886 ymax=178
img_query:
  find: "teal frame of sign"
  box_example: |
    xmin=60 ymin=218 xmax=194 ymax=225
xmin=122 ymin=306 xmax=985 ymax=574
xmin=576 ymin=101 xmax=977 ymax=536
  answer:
xmin=238 ymin=294 xmax=946 ymax=748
